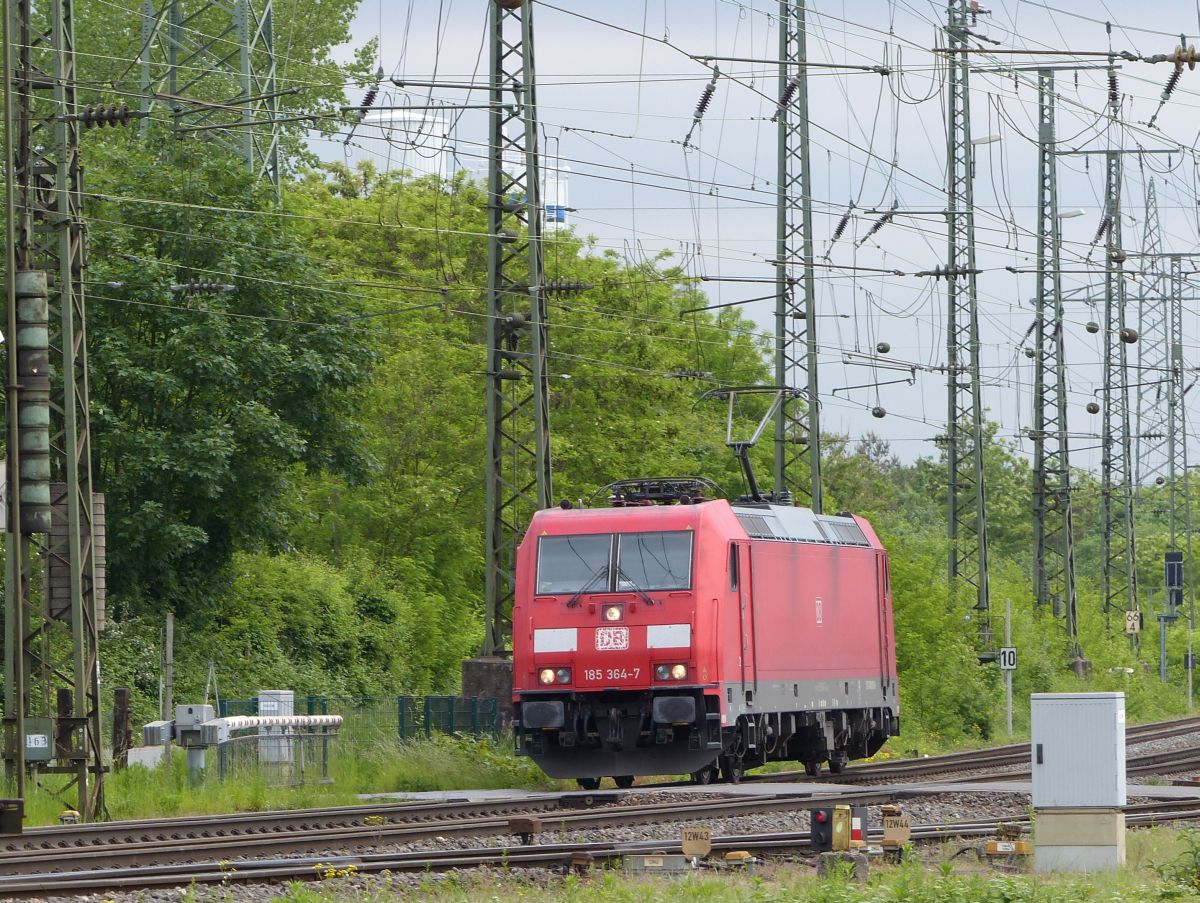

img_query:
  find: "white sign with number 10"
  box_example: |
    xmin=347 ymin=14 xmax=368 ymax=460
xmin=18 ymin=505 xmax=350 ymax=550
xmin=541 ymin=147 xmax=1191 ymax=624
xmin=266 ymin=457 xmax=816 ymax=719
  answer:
xmin=999 ymin=647 xmax=1017 ymax=671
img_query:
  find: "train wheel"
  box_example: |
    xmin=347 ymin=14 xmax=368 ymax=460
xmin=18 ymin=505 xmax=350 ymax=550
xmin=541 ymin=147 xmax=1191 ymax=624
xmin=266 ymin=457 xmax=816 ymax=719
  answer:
xmin=803 ymin=761 xmax=821 ymax=777
xmin=719 ymin=755 xmax=744 ymax=784
xmin=828 ymin=756 xmax=847 ymax=775
xmin=690 ymin=762 xmax=717 ymax=785
xmin=613 ymin=775 xmax=635 ymax=789
xmin=576 ymin=777 xmax=601 ymax=790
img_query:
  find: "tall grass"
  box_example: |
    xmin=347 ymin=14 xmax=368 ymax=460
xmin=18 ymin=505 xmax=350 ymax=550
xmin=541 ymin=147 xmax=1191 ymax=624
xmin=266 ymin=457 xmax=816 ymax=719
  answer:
xmin=16 ymin=733 xmax=556 ymax=826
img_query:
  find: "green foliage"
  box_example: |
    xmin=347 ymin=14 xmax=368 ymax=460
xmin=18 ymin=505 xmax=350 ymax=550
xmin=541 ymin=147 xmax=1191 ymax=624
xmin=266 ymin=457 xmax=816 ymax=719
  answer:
xmin=19 ymin=732 xmax=551 ymax=826
xmin=83 ymin=139 xmax=374 ymax=620
xmin=1155 ymin=829 xmax=1200 ymax=897
xmin=261 ymin=857 xmax=1178 ymax=902
xmin=169 ymin=550 xmax=474 ymax=698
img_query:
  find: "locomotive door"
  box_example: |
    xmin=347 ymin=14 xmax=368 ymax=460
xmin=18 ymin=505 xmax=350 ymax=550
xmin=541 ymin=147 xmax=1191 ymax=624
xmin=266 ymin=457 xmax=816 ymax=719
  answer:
xmin=735 ymin=542 xmax=757 ymax=697
xmin=876 ymin=552 xmax=892 ymax=693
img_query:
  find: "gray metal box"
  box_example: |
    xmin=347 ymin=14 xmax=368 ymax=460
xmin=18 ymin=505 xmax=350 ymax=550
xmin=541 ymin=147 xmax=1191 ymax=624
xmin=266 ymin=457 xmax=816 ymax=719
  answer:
xmin=23 ymin=717 xmax=53 ymax=763
xmin=143 ymin=720 xmax=173 ymax=746
xmin=1031 ymin=692 xmax=1125 ymax=808
xmin=174 ymin=705 xmax=215 ymax=748
xmin=175 ymin=705 xmax=214 ymax=728
xmin=201 ymin=720 xmax=231 ymax=746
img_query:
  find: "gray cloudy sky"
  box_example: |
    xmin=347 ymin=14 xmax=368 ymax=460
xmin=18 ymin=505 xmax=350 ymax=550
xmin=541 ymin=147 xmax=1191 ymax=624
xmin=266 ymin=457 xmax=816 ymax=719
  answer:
xmin=321 ymin=1 xmax=1200 ymax=475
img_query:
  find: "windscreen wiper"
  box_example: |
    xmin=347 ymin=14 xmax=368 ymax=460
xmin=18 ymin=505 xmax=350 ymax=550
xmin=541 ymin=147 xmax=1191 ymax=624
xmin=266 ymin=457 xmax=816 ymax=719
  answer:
xmin=566 ymin=564 xmax=609 ymax=608
xmin=615 ymin=566 xmax=656 ymax=606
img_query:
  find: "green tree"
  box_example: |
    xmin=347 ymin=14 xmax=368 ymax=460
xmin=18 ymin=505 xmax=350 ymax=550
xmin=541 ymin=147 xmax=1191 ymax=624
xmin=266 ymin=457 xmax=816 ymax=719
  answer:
xmin=85 ymin=130 xmax=374 ymax=616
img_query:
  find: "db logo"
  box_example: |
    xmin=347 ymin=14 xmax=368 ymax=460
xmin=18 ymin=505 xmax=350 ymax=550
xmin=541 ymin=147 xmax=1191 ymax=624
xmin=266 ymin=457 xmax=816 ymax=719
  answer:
xmin=595 ymin=627 xmax=629 ymax=651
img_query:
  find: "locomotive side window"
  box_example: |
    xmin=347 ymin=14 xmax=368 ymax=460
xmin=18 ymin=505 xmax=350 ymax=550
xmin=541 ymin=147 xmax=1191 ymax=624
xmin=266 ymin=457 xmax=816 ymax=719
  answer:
xmin=536 ymin=535 xmax=613 ymax=594
xmin=729 ymin=542 xmax=739 ymax=590
xmin=617 ymin=531 xmax=693 ymax=591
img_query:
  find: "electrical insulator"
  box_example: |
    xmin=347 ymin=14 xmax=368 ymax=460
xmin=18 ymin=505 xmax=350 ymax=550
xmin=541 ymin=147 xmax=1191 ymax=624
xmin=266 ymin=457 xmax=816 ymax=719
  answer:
xmin=1092 ymin=215 xmax=1112 ymax=246
xmin=355 ymin=65 xmax=384 ymax=122
xmin=170 ymin=282 xmax=236 ymax=295
xmin=1163 ymin=65 xmax=1183 ymax=102
xmin=683 ymin=67 xmax=720 ymax=146
xmin=1024 ymin=347 xmax=1035 ymax=359
xmin=857 ymin=204 xmax=896 ymax=247
xmin=542 ymin=279 xmax=591 ymax=296
xmin=830 ymin=211 xmax=851 ymax=243
xmin=876 ymin=342 xmax=890 ymax=354
xmin=1086 ymin=402 xmax=1100 ymax=414
xmin=693 ymin=81 xmax=716 ymax=121
xmin=771 ymin=76 xmax=801 ymax=122
xmin=14 ymin=270 xmax=51 ymax=534
xmin=824 ymin=203 xmax=854 ymax=257
xmin=79 ymin=103 xmax=135 ymax=129
xmin=1108 ymin=71 xmax=1120 ymax=116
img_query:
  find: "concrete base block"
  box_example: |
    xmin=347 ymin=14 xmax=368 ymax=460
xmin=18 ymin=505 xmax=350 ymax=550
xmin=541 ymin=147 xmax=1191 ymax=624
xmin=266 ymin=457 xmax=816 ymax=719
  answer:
xmin=817 ymin=851 xmax=869 ymax=882
xmin=126 ymin=746 xmax=165 ymax=769
xmin=462 ymin=658 xmax=513 ymax=727
xmin=1035 ymin=808 xmax=1125 ymax=873
xmin=1035 ymin=845 xmax=1123 ymax=873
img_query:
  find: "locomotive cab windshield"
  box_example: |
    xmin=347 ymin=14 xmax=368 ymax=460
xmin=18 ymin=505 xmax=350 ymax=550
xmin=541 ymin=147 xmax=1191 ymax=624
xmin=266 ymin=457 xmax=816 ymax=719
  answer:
xmin=536 ymin=531 xmax=693 ymax=594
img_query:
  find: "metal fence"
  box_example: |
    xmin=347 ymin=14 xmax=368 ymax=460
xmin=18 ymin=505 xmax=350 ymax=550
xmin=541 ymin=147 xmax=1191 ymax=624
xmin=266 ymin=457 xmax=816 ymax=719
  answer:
xmin=214 ymin=723 xmax=336 ymax=785
xmin=217 ymin=695 xmax=504 ymax=744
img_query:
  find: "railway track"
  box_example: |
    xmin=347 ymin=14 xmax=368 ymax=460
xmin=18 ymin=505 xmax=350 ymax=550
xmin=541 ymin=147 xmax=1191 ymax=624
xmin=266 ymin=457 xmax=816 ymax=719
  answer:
xmin=750 ymin=714 xmax=1200 ymax=785
xmin=0 ymin=788 xmax=899 ymax=878
xmin=4 ymin=713 xmax=1198 ymax=896
xmin=11 ymin=796 xmax=1200 ymax=897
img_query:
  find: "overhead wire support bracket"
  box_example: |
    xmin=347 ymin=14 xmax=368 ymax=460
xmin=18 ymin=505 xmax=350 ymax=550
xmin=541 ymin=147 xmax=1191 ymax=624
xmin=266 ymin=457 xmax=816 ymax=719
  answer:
xmin=690 ymin=53 xmax=889 ymax=75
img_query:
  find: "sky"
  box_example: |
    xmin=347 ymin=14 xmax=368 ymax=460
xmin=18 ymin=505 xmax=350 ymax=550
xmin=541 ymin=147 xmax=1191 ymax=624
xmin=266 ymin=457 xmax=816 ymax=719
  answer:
xmin=318 ymin=1 xmax=1200 ymax=477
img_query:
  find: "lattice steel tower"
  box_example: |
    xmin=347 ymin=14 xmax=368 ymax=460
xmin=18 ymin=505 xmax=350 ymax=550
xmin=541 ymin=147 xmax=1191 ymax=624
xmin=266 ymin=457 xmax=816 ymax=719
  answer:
xmin=137 ymin=0 xmax=280 ymax=194
xmin=944 ymin=0 xmax=991 ymax=651
xmin=2 ymin=0 xmax=104 ymax=816
xmin=1100 ymin=149 xmax=1139 ymax=633
xmin=482 ymin=0 xmax=550 ymax=656
xmin=1165 ymin=256 xmax=1194 ymax=622
xmin=1136 ymin=180 xmax=1170 ymax=492
xmin=1031 ymin=70 xmax=1081 ymax=658
xmin=772 ymin=0 xmax=821 ymax=511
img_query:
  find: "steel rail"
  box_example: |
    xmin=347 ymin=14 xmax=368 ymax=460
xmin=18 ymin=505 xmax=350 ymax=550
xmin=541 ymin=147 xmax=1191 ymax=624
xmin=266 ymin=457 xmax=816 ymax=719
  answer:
xmin=11 ymin=800 xmax=1200 ymax=897
xmin=745 ymin=714 xmax=1200 ymax=785
xmin=0 ymin=788 xmax=900 ymax=877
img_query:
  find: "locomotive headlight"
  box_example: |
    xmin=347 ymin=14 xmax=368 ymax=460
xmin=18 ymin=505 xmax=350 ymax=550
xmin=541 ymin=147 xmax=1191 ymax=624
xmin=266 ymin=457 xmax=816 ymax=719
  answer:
xmin=603 ymin=604 xmax=623 ymax=622
xmin=654 ymin=664 xmax=670 ymax=680
xmin=538 ymin=668 xmax=556 ymax=685
xmin=670 ymin=664 xmax=688 ymax=680
xmin=555 ymin=667 xmax=572 ymax=684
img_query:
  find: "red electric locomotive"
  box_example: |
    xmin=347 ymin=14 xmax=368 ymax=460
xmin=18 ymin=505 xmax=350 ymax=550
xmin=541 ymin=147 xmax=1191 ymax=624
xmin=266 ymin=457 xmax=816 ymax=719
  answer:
xmin=511 ymin=477 xmax=899 ymax=787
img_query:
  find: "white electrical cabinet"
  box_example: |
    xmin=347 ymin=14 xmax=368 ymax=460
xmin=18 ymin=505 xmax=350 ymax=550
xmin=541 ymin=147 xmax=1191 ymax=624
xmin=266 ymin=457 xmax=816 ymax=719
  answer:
xmin=1031 ymin=692 xmax=1125 ymax=809
xmin=258 ymin=690 xmax=294 ymax=764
